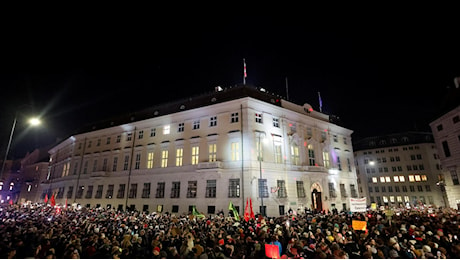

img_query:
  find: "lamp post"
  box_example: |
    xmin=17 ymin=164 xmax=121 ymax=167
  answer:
xmin=0 ymin=113 xmax=41 ymax=181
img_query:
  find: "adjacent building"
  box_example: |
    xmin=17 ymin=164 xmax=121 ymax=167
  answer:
xmin=354 ymin=132 xmax=445 ymax=208
xmin=39 ymin=85 xmax=359 ymax=216
xmin=430 ymin=105 xmax=460 ymax=209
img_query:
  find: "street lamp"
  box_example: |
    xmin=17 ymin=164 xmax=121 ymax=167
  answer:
xmin=0 ymin=113 xmax=41 ymax=180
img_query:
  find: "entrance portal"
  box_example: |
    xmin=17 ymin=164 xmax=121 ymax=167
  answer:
xmin=312 ymin=188 xmax=322 ymax=212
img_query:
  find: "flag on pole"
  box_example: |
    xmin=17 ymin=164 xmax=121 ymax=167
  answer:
xmin=44 ymin=193 xmax=48 ymax=204
xmin=192 ymin=205 xmax=205 ymax=219
xmin=243 ymin=58 xmax=247 ymax=85
xmin=318 ymin=92 xmax=323 ymax=112
xmin=244 ymin=198 xmax=250 ymax=222
xmin=228 ymin=201 xmax=240 ymax=221
xmin=50 ymin=194 xmax=56 ymax=207
xmin=249 ymin=197 xmax=255 ymax=220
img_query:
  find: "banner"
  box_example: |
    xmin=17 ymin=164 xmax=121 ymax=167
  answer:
xmin=265 ymin=244 xmax=280 ymax=259
xmin=349 ymin=197 xmax=367 ymax=212
xmin=228 ymin=201 xmax=240 ymax=221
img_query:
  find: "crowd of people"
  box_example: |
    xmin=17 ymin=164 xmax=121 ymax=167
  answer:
xmin=0 ymin=203 xmax=459 ymax=259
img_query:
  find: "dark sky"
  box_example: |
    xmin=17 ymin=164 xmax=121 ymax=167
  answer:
xmin=1 ymin=10 xmax=459 ymax=158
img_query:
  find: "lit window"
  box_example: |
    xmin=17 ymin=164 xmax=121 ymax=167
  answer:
xmin=415 ymin=175 xmax=421 ymax=182
xmin=147 ymin=152 xmax=154 ymax=169
xmin=176 ymin=148 xmax=183 ymax=167
xmin=231 ymin=142 xmax=239 ymax=161
xmin=161 ymin=150 xmax=168 ymax=168
xmin=380 ymin=177 xmax=386 ymax=183
xmin=209 ymin=144 xmax=217 ymax=162
xmin=372 ymin=177 xmax=378 ymax=183
xmin=421 ymin=175 xmax=427 ymax=181
xmin=399 ymin=176 xmax=405 ymax=182
xmin=393 ymin=176 xmax=399 ymax=182
xmin=163 ymin=125 xmax=170 ymax=135
xmin=191 ymin=146 xmax=199 ymax=165
xmin=255 ymin=113 xmax=263 ymax=123
xmin=409 ymin=175 xmax=415 ymax=182
xmin=385 ymin=176 xmax=391 ymax=183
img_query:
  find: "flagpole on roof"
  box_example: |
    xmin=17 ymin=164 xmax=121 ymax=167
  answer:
xmin=243 ymin=58 xmax=247 ymax=85
xmin=318 ymin=91 xmax=323 ymax=112
xmin=285 ymin=77 xmax=289 ymax=100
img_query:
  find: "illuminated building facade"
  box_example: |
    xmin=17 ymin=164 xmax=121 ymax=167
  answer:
xmin=430 ymin=105 xmax=460 ymax=209
xmin=353 ymin=132 xmax=445 ymax=208
xmin=40 ymin=85 xmax=358 ymax=216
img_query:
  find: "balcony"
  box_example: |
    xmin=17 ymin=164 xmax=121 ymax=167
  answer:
xmin=197 ymin=161 xmax=222 ymax=169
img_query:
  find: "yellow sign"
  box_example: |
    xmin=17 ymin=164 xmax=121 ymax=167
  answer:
xmin=352 ymin=220 xmax=367 ymax=231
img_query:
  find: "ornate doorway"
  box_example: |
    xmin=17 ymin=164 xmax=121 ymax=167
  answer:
xmin=311 ymin=183 xmax=323 ymax=211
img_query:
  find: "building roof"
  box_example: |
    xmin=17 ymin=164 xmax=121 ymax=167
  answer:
xmin=352 ymin=131 xmax=434 ymax=151
xmin=74 ymin=84 xmax=335 ymax=135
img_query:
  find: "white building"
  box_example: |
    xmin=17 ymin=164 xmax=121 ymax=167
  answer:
xmin=40 ymin=85 xmax=358 ymax=217
xmin=430 ymin=105 xmax=460 ymax=209
xmin=353 ymin=132 xmax=445 ymax=208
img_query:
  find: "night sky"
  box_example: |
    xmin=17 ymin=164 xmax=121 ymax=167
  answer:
xmin=1 ymin=10 xmax=459 ymax=158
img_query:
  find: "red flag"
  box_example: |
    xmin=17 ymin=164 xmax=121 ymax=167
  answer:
xmin=249 ymin=197 xmax=255 ymax=220
xmin=50 ymin=194 xmax=56 ymax=207
xmin=265 ymin=244 xmax=280 ymax=259
xmin=244 ymin=198 xmax=250 ymax=222
xmin=44 ymin=194 xmax=48 ymax=203
xmin=9 ymin=200 xmax=13 ymax=205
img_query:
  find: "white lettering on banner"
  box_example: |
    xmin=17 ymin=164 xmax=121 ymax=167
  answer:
xmin=349 ymin=197 xmax=367 ymax=212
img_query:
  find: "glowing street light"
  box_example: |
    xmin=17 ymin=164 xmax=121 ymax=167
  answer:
xmin=0 ymin=114 xmax=42 ymax=180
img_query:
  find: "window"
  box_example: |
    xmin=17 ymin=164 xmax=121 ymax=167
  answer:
xmin=347 ymin=158 xmax=352 ymax=172
xmin=171 ymin=182 xmax=180 ymax=198
xmin=274 ymin=142 xmax=282 ymax=164
xmin=106 ymin=137 xmax=111 ymax=145
xmin=142 ymin=183 xmax=151 ymax=198
xmin=425 ymin=185 xmax=431 ymax=192
xmin=393 ymin=176 xmax=399 ymax=182
xmin=161 ymin=150 xmax=168 ymax=168
xmin=308 ymin=144 xmax=315 ymax=166
xmin=395 ymin=186 xmax=400 ymax=192
xmin=112 ymin=157 xmax=118 ymax=172
xmin=388 ymin=186 xmax=393 ymax=192
xmin=191 ymin=146 xmax=199 ymax=165
xmin=105 ymin=185 xmax=114 ymax=199
xmin=209 ymin=116 xmax=217 ymax=127
xmin=337 ymin=156 xmax=342 ymax=171
xmin=385 ymin=176 xmax=391 ymax=183
xmin=192 ymin=120 xmax=200 ymax=130
xmin=135 ymin=153 xmax=141 ymax=169
xmin=150 ymin=128 xmax=156 ymax=137
xmin=156 ymin=182 xmax=165 ymax=198
xmin=76 ymin=186 xmax=84 ymax=199
xmin=231 ymin=142 xmax=239 ymax=161
xmin=415 ymin=175 xmax=421 ymax=182
xmin=409 ymin=175 xmax=415 ymax=182
xmin=277 ymin=180 xmax=287 ymax=198
xmin=451 ymin=170 xmax=459 ymax=185
xmin=66 ymin=186 xmax=74 ymax=199
xmin=296 ymin=181 xmax=306 ymax=198
xmin=402 ymin=186 xmax=407 ymax=192
xmin=117 ymin=184 xmax=126 ymax=198
xmin=229 ymin=179 xmax=240 ymax=198
xmin=178 ymin=123 xmax=184 ymax=132
xmin=187 ymin=181 xmax=197 ymax=198
xmin=209 ymin=144 xmax=217 ymax=162
xmin=410 ymin=185 xmax=415 ymax=192
xmin=291 ymin=144 xmax=300 ymax=165
xmin=92 ymin=160 xmax=98 ymax=172
xmin=127 ymin=133 xmax=132 ymax=141
xmin=138 ymin=130 xmax=144 ymax=139
xmin=442 ymin=141 xmax=451 ymax=157
xmin=147 ymin=152 xmax=154 ymax=169
xmin=95 ymin=185 xmax=103 ymax=199
xmin=333 ymin=135 xmax=338 ymax=142
xmin=350 ymin=184 xmax=357 ymax=198
xmin=340 ymin=184 xmax=347 ymax=198
xmin=116 ymin=135 xmax=121 ymax=143
xmin=231 ymin=112 xmax=239 ymax=123
xmin=258 ymin=179 xmax=269 ymax=198
xmin=176 ymin=148 xmax=183 ymax=166
xmin=273 ymin=117 xmax=280 ymax=127
xmin=163 ymin=125 xmax=170 ymax=135
xmin=206 ymin=180 xmax=217 ymax=198
xmin=372 ymin=177 xmax=378 ymax=183
xmin=73 ymin=162 xmax=78 ymax=175
xmin=343 ymin=137 xmax=347 ymax=144
xmin=323 ymin=152 xmax=330 ymax=168
xmin=417 ymin=185 xmax=423 ymax=192
xmin=328 ymin=182 xmax=337 ymax=198
xmin=437 ymin=124 xmax=443 ymax=131
xmin=102 ymin=158 xmax=108 ymax=171
xmin=83 ymin=160 xmax=88 ymax=174
xmin=380 ymin=176 xmax=386 ymax=183
xmin=255 ymin=113 xmax=263 ymax=123
xmin=381 ymin=186 xmax=386 ymax=192
xmin=453 ymin=115 xmax=460 ymax=123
